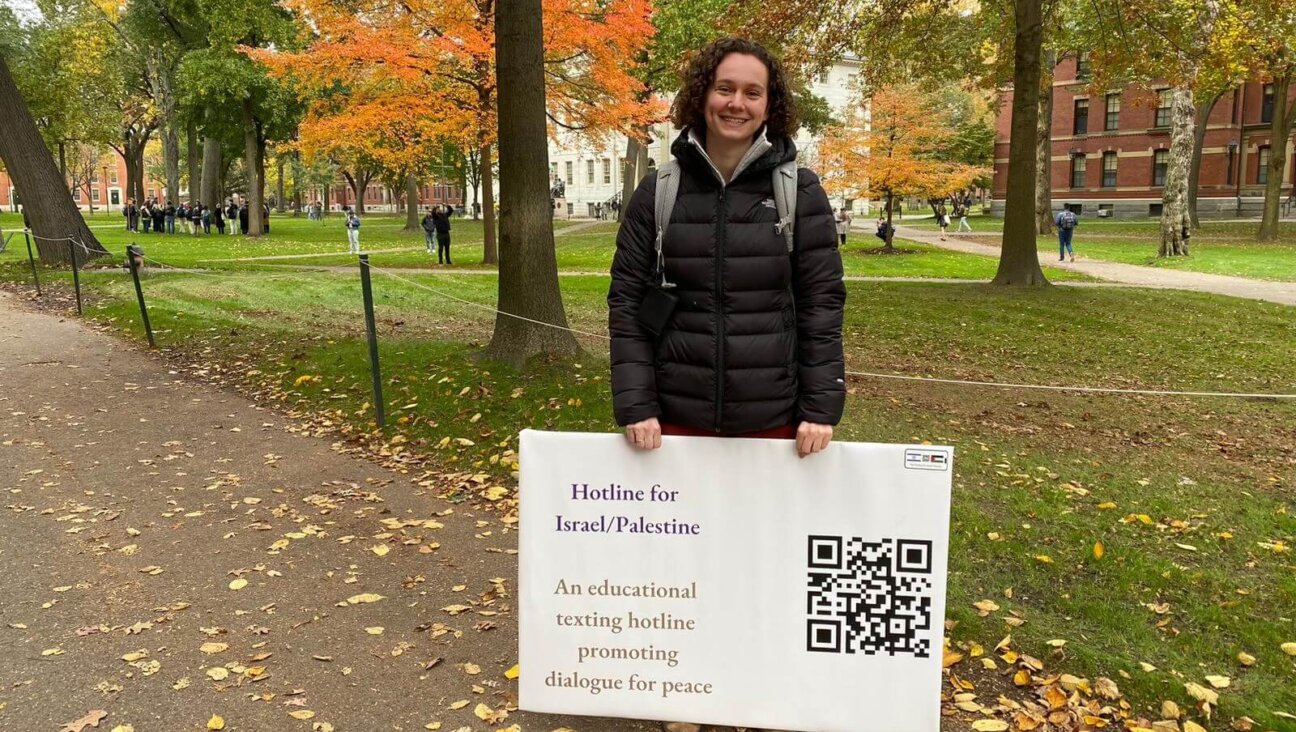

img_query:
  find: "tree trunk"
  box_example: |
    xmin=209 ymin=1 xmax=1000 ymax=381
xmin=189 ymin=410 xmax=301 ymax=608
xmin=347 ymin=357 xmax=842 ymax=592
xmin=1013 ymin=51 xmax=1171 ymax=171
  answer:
xmin=480 ymin=139 xmax=498 ymax=264
xmin=0 ymin=57 xmax=106 ymax=263
xmin=342 ymin=170 xmax=370 ymax=215
xmin=186 ymin=119 xmax=200 ymax=203
xmin=993 ymin=0 xmax=1049 ymax=286
xmin=201 ymin=137 xmax=222 ymax=207
xmin=485 ymin=0 xmax=581 ymax=364
xmin=291 ymin=151 xmax=303 ymax=215
xmin=276 ymin=152 xmax=286 ymax=212
xmin=405 ymin=173 xmax=421 ymax=230
xmin=1158 ymin=86 xmax=1194 ymax=257
xmin=883 ymin=190 xmax=895 ymax=252
xmin=148 ymin=52 xmax=181 ymax=206
xmin=58 ymin=141 xmax=67 ymax=182
xmin=322 ymin=183 xmax=330 ymax=216
xmin=467 ymin=146 xmax=481 ymax=219
xmin=1035 ymin=51 xmax=1055 ymax=237
xmin=1258 ymin=74 xmax=1293 ymax=241
xmin=242 ymin=99 xmax=264 ymax=237
xmin=619 ymin=136 xmax=640 ymax=222
xmin=1188 ymin=91 xmax=1222 ymax=228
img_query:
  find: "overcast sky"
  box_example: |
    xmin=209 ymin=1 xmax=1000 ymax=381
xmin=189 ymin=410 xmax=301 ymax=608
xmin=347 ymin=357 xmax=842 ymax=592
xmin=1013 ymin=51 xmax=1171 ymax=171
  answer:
xmin=5 ymin=0 xmax=42 ymax=21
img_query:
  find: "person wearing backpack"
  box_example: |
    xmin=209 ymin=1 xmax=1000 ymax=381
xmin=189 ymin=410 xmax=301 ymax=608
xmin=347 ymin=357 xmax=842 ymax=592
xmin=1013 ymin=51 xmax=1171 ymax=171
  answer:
xmin=609 ymin=37 xmax=845 ymax=460
xmin=1054 ymin=207 xmax=1078 ymax=261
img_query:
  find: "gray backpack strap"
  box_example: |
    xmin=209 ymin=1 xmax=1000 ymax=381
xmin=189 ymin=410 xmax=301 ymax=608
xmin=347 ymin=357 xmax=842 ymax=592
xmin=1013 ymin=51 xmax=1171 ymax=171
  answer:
xmin=653 ymin=160 xmax=681 ymax=287
xmin=772 ymin=161 xmax=798 ymax=253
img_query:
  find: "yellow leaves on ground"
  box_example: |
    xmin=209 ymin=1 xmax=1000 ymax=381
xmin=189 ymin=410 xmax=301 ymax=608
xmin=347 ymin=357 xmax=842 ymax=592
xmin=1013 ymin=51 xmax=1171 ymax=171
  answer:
xmin=504 ymin=664 xmax=520 ymax=680
xmin=207 ymin=716 xmax=225 ymax=730
xmin=206 ymin=667 xmax=230 ymax=681
xmin=1184 ymin=681 xmax=1219 ymax=717
xmin=1033 ymin=554 xmax=1054 ymax=564
xmin=365 ymin=627 xmax=385 ymax=635
xmin=1281 ymin=641 xmax=1296 ymax=656
xmin=473 ymin=703 xmax=507 ymax=724
xmin=346 ymin=593 xmax=385 ymax=605
xmin=442 ymin=604 xmax=473 ymax=616
xmin=1205 ymin=674 xmax=1230 ymax=689
xmin=199 ymin=642 xmax=229 ymax=655
xmin=1237 ymin=651 xmax=1256 ymax=666
xmin=120 ymin=650 xmax=148 ymax=663
xmin=970 ymin=721 xmax=1008 ymax=732
xmin=1096 ymin=501 xmax=1117 ymax=510
xmin=371 ymin=544 xmax=390 ymax=557
xmin=228 ymin=578 xmax=248 ymax=591
xmin=447 ymin=700 xmax=470 ymax=710
xmin=973 ymin=599 xmax=1000 ymax=616
xmin=461 ymin=662 xmax=481 ymax=675
xmin=293 ymin=374 xmax=320 ymax=387
xmin=1092 ymin=541 xmax=1104 ymax=560
xmin=1183 ymin=722 xmax=1208 ymax=732
xmin=481 ymin=486 xmax=509 ymax=501
xmin=288 ymin=710 xmax=316 ymax=720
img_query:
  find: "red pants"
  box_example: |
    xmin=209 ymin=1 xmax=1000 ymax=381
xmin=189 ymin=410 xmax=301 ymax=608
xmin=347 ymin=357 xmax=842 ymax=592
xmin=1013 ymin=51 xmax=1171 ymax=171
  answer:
xmin=659 ymin=422 xmax=797 ymax=440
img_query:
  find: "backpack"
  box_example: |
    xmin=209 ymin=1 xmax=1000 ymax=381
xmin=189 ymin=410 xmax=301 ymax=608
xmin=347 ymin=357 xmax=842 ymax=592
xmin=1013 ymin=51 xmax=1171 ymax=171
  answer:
xmin=652 ymin=159 xmax=799 ymax=285
xmin=1058 ymin=210 xmax=1077 ymax=230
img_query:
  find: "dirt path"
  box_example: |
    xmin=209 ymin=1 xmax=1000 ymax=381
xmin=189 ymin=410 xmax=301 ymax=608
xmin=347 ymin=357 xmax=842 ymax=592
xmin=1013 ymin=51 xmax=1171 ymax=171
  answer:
xmin=0 ymin=291 xmax=654 ymax=732
xmin=895 ymin=226 xmax=1296 ymax=306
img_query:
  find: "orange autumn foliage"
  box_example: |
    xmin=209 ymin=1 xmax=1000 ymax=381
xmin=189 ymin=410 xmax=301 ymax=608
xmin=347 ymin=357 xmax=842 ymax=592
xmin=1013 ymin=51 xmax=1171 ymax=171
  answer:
xmin=819 ymin=85 xmax=989 ymax=207
xmin=255 ymin=0 xmax=661 ymax=172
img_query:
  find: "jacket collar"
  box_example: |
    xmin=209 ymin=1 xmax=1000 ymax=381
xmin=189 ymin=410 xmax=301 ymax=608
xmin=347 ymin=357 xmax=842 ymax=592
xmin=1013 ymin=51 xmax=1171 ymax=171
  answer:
xmin=672 ymin=127 xmax=793 ymax=187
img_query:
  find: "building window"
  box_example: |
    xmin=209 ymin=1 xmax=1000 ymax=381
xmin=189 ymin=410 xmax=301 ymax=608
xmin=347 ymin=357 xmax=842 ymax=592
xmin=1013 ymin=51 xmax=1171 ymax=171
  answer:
xmin=72 ymin=187 xmax=81 ymax=201
xmin=1105 ymin=94 xmax=1120 ymax=130
xmin=603 ymin=158 xmax=612 ymax=184
xmin=586 ymin=159 xmax=595 ymax=185
xmin=110 ymin=169 xmax=119 ymax=184
xmin=91 ymin=187 xmax=100 ymax=202
xmin=1076 ymin=51 xmax=1091 ymax=80
xmin=1261 ymin=84 xmax=1274 ymax=124
xmin=1070 ymin=154 xmax=1087 ymax=188
xmin=148 ymin=188 xmax=156 ymax=198
xmin=1073 ymin=98 xmax=1089 ymax=134
xmin=1258 ymin=146 xmax=1270 ymax=184
xmin=1102 ymin=152 xmax=1118 ymax=187
xmin=1153 ymin=149 xmax=1169 ymax=186
xmin=564 ymin=161 xmax=573 ymax=185
xmin=1155 ymin=90 xmax=1173 ymax=128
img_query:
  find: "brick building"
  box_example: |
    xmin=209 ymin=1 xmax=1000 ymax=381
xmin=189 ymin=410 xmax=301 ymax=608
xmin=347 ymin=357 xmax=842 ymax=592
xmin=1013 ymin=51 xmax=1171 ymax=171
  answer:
xmin=992 ymin=54 xmax=1296 ymax=218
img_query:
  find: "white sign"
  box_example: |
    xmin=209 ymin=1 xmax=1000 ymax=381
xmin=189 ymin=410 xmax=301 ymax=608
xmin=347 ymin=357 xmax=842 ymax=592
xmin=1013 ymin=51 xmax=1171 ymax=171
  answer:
xmin=519 ymin=431 xmax=953 ymax=732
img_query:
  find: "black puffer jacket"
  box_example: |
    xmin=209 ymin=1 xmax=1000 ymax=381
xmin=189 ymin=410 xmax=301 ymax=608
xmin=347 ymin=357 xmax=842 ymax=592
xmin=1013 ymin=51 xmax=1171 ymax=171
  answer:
xmin=608 ymin=130 xmax=846 ymax=433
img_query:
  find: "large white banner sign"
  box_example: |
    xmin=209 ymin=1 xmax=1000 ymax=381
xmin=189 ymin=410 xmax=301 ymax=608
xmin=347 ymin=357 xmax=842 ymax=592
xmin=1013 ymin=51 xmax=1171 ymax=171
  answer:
xmin=519 ymin=430 xmax=953 ymax=732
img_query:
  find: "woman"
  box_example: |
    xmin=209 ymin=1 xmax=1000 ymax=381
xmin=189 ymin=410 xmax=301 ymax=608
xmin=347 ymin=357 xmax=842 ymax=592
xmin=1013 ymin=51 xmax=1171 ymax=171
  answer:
xmin=609 ymin=37 xmax=845 ymax=463
xmin=608 ymin=39 xmax=845 ymax=732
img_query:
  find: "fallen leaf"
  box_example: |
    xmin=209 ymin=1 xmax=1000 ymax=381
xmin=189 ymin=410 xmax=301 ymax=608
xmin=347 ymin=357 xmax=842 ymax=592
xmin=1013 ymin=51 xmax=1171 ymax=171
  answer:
xmin=1093 ymin=541 xmax=1105 ymax=560
xmin=1237 ymin=651 xmax=1256 ymax=667
xmin=365 ymin=627 xmax=385 ymax=635
xmin=199 ymin=642 xmax=229 ymax=655
xmin=346 ymin=593 xmax=385 ymax=605
xmin=207 ymin=716 xmax=225 ymax=731
xmin=1282 ymin=642 xmax=1296 ymax=656
xmin=504 ymin=664 xmax=520 ymax=680
xmin=1205 ymin=674 xmax=1230 ymax=689
xmin=447 ymin=700 xmax=470 ymax=710
xmin=206 ymin=668 xmax=230 ymax=681
xmin=288 ymin=710 xmax=316 ymax=720
xmin=59 ymin=710 xmax=108 ymax=732
xmin=971 ymin=721 xmax=1009 ymax=732
xmin=371 ymin=545 xmax=390 ymax=557
xmin=228 ymin=578 xmax=248 ymax=591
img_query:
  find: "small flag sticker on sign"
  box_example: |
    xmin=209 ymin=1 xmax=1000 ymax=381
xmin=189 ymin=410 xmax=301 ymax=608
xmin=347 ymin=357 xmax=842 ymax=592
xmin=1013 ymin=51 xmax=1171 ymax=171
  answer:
xmin=904 ymin=448 xmax=950 ymax=471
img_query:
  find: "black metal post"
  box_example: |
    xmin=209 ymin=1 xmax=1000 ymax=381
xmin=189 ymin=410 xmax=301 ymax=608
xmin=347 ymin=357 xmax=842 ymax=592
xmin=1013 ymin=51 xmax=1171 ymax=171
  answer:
xmin=23 ymin=230 xmax=41 ymax=295
xmin=68 ymin=240 xmax=82 ymax=315
xmin=126 ymin=246 xmax=155 ymax=348
xmin=358 ymin=254 xmax=386 ymax=428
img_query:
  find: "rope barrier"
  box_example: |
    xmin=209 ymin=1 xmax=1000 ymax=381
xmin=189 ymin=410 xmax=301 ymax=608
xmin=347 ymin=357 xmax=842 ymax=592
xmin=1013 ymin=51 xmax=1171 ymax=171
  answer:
xmin=366 ymin=263 xmax=612 ymax=341
xmin=845 ymin=371 xmax=1296 ymax=400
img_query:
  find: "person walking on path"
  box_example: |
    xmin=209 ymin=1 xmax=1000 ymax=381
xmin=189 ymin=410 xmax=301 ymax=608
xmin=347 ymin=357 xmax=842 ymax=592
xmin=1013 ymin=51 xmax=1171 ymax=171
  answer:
xmin=421 ymin=208 xmax=437 ymax=253
xmin=1054 ymin=207 xmax=1078 ymax=261
xmin=937 ymin=204 xmax=950 ymax=241
xmin=345 ymin=208 xmax=361 ymax=254
xmin=433 ymin=204 xmax=452 ymax=264
xmin=955 ymin=199 xmax=972 ymax=232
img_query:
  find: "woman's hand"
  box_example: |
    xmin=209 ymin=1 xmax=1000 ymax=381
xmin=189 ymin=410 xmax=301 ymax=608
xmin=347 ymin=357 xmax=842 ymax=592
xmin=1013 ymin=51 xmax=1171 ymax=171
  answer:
xmin=625 ymin=418 xmax=662 ymax=450
xmin=796 ymin=422 xmax=833 ymax=458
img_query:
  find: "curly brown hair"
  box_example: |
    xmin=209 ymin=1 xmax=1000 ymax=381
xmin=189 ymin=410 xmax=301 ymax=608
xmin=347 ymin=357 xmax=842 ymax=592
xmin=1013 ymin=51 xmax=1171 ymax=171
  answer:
xmin=669 ymin=37 xmax=799 ymax=139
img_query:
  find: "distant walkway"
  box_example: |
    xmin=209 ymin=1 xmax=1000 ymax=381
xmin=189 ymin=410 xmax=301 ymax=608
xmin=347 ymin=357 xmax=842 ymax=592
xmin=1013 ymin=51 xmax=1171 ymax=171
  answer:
xmin=895 ymin=226 xmax=1296 ymax=306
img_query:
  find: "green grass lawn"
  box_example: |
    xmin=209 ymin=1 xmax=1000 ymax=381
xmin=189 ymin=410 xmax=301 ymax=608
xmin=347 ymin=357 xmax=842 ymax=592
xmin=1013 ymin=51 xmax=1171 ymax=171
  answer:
xmin=900 ymin=213 xmax=1296 ymax=282
xmin=4 ymin=248 xmax=1293 ymax=727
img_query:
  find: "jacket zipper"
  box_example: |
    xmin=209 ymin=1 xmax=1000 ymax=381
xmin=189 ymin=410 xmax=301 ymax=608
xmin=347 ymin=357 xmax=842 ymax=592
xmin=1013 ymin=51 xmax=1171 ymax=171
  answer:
xmin=715 ymin=187 xmax=726 ymax=431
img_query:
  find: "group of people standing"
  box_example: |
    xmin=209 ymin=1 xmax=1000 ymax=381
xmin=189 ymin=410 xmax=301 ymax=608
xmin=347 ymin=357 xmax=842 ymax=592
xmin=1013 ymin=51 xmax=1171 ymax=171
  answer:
xmin=121 ymin=198 xmax=267 ymax=236
xmin=420 ymin=205 xmax=453 ymax=264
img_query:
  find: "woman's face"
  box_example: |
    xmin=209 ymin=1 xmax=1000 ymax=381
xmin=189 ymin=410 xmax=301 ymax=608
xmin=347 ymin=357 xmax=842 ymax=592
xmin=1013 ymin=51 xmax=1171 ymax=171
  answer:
xmin=703 ymin=52 xmax=771 ymax=145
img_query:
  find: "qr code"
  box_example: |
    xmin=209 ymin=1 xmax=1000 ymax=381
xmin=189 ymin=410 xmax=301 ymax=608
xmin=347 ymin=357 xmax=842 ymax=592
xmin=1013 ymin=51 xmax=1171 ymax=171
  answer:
xmin=806 ymin=536 xmax=934 ymax=657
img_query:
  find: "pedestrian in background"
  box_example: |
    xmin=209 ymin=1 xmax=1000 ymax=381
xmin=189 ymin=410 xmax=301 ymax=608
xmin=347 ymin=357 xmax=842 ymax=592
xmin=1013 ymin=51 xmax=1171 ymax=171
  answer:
xmin=345 ymin=208 xmax=361 ymax=254
xmin=433 ymin=204 xmax=452 ymax=264
xmin=421 ymin=208 xmax=437 ymax=254
xmin=1054 ymin=207 xmax=1078 ymax=262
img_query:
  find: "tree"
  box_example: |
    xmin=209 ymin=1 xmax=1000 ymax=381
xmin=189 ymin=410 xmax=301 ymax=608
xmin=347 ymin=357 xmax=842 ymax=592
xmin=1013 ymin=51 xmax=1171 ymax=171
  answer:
xmin=484 ymin=0 xmax=581 ymax=364
xmin=1085 ymin=0 xmax=1244 ymax=256
xmin=1248 ymin=0 xmax=1296 ymax=240
xmin=995 ymin=0 xmax=1050 ymax=285
xmin=819 ymin=86 xmax=989 ymax=253
xmin=67 ymin=143 xmax=109 ymax=215
xmin=0 ymin=57 xmax=107 ymax=263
